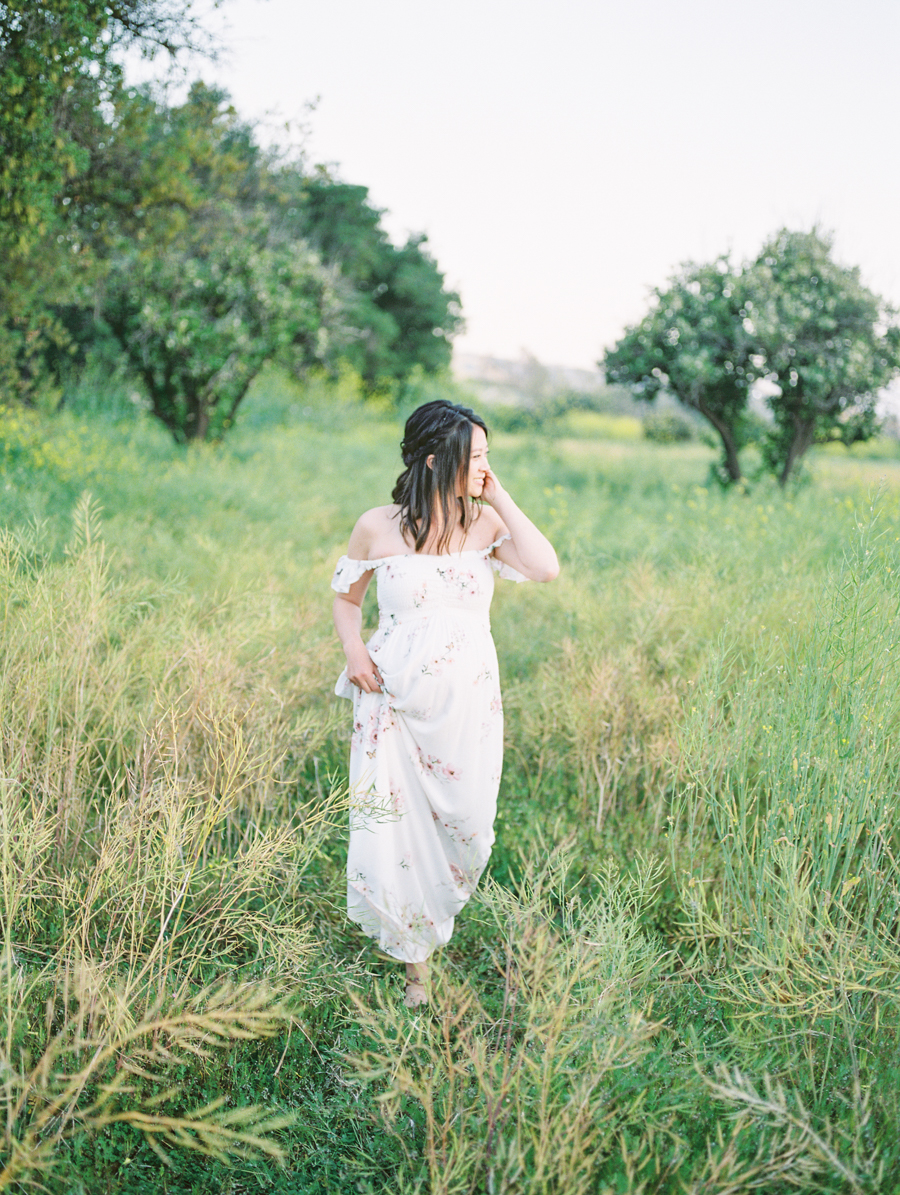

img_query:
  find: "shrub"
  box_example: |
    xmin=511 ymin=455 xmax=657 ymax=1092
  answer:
xmin=642 ymin=411 xmax=696 ymax=443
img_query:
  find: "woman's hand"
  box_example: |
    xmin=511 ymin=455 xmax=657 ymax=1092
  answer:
xmin=479 ymin=465 xmax=506 ymax=507
xmin=345 ymin=642 xmax=384 ymax=693
xmin=333 ymin=576 xmax=383 ymax=693
xmin=479 ymin=470 xmax=560 ymax=583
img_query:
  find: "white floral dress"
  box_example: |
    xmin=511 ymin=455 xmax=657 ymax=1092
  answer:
xmin=332 ymin=536 xmax=526 ymax=964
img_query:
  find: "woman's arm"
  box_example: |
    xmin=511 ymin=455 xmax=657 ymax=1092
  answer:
xmin=333 ymin=513 xmax=384 ymax=694
xmin=481 ymin=468 xmax=559 ymax=582
xmin=334 ymin=589 xmax=384 ymax=693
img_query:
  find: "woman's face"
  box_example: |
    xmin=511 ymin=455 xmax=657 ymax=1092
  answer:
xmin=465 ymin=425 xmax=489 ymax=498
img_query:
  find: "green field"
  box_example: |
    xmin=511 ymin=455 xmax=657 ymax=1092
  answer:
xmin=3 ymin=375 xmax=900 ymax=1193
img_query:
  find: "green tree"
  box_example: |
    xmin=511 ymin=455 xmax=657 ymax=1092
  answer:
xmin=23 ymin=81 xmax=264 ymax=401
xmin=100 ymin=202 xmax=335 ymax=440
xmin=603 ymin=258 xmax=758 ymax=483
xmin=282 ymin=178 xmax=463 ymax=393
xmin=60 ymin=82 xmax=257 ymax=261
xmin=746 ymin=229 xmax=900 ymax=485
xmin=0 ymin=1 xmax=215 ymax=400
xmin=78 ymin=84 xmax=344 ymax=441
xmin=0 ymin=0 xmax=212 ymax=247
xmin=2 ymin=8 xmax=463 ymax=421
xmin=338 ymin=231 xmax=462 ymax=391
xmin=45 ymin=81 xmax=319 ymax=438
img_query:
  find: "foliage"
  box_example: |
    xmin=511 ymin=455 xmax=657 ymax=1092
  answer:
xmin=57 ymin=81 xmax=344 ymax=440
xmin=642 ymin=410 xmax=696 ymax=443
xmin=604 ymin=232 xmax=900 ymax=487
xmin=485 ymin=387 xmax=633 ymax=434
xmin=0 ymin=61 xmax=463 ymax=433
xmin=747 ymin=228 xmax=900 ymax=485
xmin=0 ymin=0 xmax=204 ymax=257
xmin=0 ymin=1 xmax=215 ymax=402
xmin=604 ymin=257 xmax=758 ymax=484
xmin=283 ymin=178 xmax=463 ymax=393
xmin=59 ymin=80 xmax=267 ymax=266
xmin=100 ymin=201 xmax=336 ymax=440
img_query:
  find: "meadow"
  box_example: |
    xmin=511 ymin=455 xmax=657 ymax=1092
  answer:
xmin=2 ymin=372 xmax=900 ymax=1193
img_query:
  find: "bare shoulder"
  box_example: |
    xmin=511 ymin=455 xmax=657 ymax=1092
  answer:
xmin=347 ymin=506 xmax=401 ymax=560
xmin=355 ymin=505 xmax=399 ymax=535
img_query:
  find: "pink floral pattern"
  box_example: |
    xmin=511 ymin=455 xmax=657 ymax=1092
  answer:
xmin=332 ymin=537 xmax=525 ymax=964
xmin=416 ymin=748 xmax=462 ymax=782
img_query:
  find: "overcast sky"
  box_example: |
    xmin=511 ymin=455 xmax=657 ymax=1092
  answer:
xmin=131 ymin=0 xmax=900 ymax=370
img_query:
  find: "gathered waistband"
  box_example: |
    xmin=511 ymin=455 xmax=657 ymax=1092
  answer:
xmin=378 ymin=607 xmax=492 ymax=629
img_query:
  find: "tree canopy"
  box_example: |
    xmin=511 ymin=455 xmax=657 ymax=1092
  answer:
xmin=268 ymin=177 xmax=462 ymax=390
xmin=604 ymin=232 xmax=900 ymax=486
xmin=604 ymin=258 xmax=757 ymax=483
xmin=1 ymin=13 xmax=464 ymax=439
xmin=746 ymin=229 xmax=900 ymax=485
xmin=101 ymin=203 xmax=335 ymax=441
xmin=0 ymin=1 xmax=218 ymax=260
xmin=0 ymin=0 xmax=218 ymax=403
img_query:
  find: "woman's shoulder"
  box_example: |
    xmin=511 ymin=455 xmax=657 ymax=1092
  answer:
xmin=355 ymin=505 xmax=400 ymax=533
xmin=347 ymin=506 xmax=401 ymax=560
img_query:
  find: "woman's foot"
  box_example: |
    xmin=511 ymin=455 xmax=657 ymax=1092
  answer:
xmin=404 ymin=961 xmax=429 ymax=1009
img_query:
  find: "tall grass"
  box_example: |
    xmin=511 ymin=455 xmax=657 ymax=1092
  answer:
xmin=351 ymin=846 xmax=671 ymax=1195
xmin=2 ymin=375 xmax=900 ymax=1189
xmin=0 ymin=492 xmax=346 ymax=1188
xmin=675 ymin=498 xmax=900 ymax=971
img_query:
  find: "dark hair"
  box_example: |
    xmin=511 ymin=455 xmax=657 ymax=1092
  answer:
xmin=392 ymin=400 xmax=489 ymax=553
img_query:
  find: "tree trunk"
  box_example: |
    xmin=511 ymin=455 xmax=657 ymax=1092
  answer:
xmin=778 ymin=417 xmax=816 ymax=486
xmin=183 ymin=396 xmax=209 ymax=441
xmin=697 ymin=401 xmax=743 ymax=482
xmin=222 ymin=375 xmax=256 ymax=434
xmin=143 ymin=367 xmax=186 ymax=443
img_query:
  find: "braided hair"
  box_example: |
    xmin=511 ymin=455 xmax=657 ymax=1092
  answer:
xmin=392 ymin=399 xmax=489 ymax=553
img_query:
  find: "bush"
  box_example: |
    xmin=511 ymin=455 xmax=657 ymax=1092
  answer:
xmin=642 ymin=410 xmax=696 ymax=443
xmin=485 ymin=388 xmax=634 ymax=435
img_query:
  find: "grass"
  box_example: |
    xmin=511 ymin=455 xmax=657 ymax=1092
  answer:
xmin=1 ymin=370 xmax=900 ymax=1191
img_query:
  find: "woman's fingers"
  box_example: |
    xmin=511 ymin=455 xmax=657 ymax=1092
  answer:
xmin=481 ymin=467 xmax=504 ymax=505
xmin=350 ymin=666 xmax=383 ymax=693
xmin=344 ymin=644 xmax=384 ymax=692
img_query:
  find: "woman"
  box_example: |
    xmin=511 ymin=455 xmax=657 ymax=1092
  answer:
xmin=332 ymin=399 xmax=559 ymax=1007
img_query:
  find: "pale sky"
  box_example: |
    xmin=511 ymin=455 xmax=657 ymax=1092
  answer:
xmin=130 ymin=0 xmax=900 ymax=371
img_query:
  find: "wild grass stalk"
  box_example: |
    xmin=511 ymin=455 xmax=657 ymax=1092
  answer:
xmin=0 ymin=496 xmax=349 ymax=1186
xmin=673 ymin=501 xmax=900 ymax=1023
xmin=347 ymin=846 xmax=680 ymax=1195
xmin=0 ymin=957 xmax=296 ymax=1189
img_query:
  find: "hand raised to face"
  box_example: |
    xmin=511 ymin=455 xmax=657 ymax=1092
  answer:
xmin=477 ymin=465 xmax=506 ymax=507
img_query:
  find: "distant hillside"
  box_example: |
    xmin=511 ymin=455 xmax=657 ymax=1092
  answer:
xmin=452 ymin=351 xmax=679 ymax=417
xmin=453 ymin=352 xmax=900 ymax=441
xmin=453 ymin=352 xmax=604 ymax=398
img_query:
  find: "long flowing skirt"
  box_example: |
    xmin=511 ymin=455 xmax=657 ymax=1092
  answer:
xmin=343 ymin=611 xmax=503 ymax=963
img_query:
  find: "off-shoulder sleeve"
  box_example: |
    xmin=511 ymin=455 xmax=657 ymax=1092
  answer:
xmin=485 ymin=535 xmax=528 ymax=583
xmin=331 ymin=556 xmax=377 ymax=592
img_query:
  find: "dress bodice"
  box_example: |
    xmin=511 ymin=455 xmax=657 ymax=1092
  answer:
xmin=331 ymin=536 xmax=525 ymax=625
